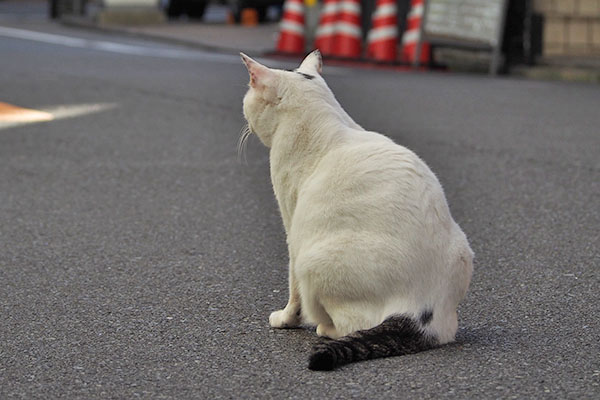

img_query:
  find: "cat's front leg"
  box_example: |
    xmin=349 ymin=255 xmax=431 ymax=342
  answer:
xmin=269 ymin=261 xmax=301 ymax=328
xmin=269 ymin=304 xmax=301 ymax=328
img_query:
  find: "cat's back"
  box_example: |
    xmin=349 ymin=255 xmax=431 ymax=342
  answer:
xmin=304 ymin=129 xmax=441 ymax=203
xmin=293 ymin=129 xmax=452 ymax=238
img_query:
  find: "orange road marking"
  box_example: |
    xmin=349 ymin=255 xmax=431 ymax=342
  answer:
xmin=0 ymin=102 xmax=54 ymax=123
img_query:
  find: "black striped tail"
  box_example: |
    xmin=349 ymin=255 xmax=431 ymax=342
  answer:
xmin=308 ymin=314 xmax=438 ymax=371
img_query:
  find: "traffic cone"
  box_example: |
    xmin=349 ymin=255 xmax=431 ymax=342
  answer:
xmin=332 ymin=0 xmax=362 ymax=59
xmin=400 ymin=0 xmax=430 ymax=64
xmin=314 ymin=0 xmax=339 ymax=56
xmin=366 ymin=0 xmax=398 ymax=62
xmin=241 ymin=8 xmax=259 ymax=26
xmin=276 ymin=0 xmax=306 ymax=54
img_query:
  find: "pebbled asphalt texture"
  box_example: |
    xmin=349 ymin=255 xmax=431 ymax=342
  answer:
xmin=0 ymin=21 xmax=599 ymax=399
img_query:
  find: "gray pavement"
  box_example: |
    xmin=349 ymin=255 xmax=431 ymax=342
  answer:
xmin=1 ymin=13 xmax=600 ymax=400
xmin=62 ymin=10 xmax=280 ymax=55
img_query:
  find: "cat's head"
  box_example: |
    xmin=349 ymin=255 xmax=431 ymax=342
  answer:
xmin=240 ymin=50 xmax=328 ymax=148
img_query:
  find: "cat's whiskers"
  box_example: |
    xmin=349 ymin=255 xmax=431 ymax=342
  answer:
xmin=237 ymin=123 xmax=252 ymax=164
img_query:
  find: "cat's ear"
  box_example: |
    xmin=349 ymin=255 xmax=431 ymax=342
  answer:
xmin=240 ymin=53 xmax=275 ymax=88
xmin=298 ymin=49 xmax=323 ymax=75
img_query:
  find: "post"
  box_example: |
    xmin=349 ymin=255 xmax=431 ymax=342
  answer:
xmin=50 ymin=0 xmax=87 ymax=18
xmin=304 ymin=0 xmax=319 ymax=50
xmin=412 ymin=0 xmax=428 ymax=68
xmin=98 ymin=0 xmax=165 ymax=25
xmin=490 ymin=0 xmax=509 ymax=75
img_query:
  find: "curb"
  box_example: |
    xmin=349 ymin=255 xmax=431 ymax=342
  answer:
xmin=510 ymin=65 xmax=600 ymax=84
xmin=59 ymin=16 xmax=266 ymax=57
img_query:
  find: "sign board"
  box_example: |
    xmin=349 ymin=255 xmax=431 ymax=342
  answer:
xmin=104 ymin=0 xmax=159 ymax=7
xmin=418 ymin=0 xmax=509 ymax=74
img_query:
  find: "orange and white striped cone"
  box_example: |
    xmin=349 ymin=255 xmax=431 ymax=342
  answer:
xmin=276 ymin=0 xmax=305 ymax=54
xmin=314 ymin=0 xmax=339 ymax=56
xmin=400 ymin=0 xmax=429 ymax=64
xmin=332 ymin=0 xmax=362 ymax=59
xmin=366 ymin=0 xmax=398 ymax=62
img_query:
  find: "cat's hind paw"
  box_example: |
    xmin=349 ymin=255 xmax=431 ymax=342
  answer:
xmin=316 ymin=323 xmax=341 ymax=339
xmin=269 ymin=309 xmax=301 ymax=329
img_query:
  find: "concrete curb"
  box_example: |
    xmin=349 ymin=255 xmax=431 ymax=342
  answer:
xmin=60 ymin=15 xmax=268 ymax=57
xmin=510 ymin=65 xmax=600 ymax=84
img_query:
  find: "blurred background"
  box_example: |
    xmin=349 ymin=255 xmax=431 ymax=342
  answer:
xmin=31 ymin=0 xmax=600 ymax=79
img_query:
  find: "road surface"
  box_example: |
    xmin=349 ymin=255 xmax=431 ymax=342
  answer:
xmin=1 ymin=16 xmax=599 ymax=400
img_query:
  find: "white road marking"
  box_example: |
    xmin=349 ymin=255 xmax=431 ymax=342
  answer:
xmin=0 ymin=25 xmax=239 ymax=62
xmin=0 ymin=102 xmax=117 ymax=130
xmin=0 ymin=26 xmax=351 ymax=74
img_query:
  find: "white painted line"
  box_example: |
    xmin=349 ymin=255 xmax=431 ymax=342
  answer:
xmin=0 ymin=102 xmax=117 ymax=130
xmin=0 ymin=26 xmax=350 ymax=75
xmin=0 ymin=26 xmax=240 ymax=62
xmin=0 ymin=25 xmax=86 ymax=47
xmin=44 ymin=103 xmax=117 ymax=120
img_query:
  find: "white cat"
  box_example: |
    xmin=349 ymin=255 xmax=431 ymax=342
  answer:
xmin=240 ymin=50 xmax=473 ymax=370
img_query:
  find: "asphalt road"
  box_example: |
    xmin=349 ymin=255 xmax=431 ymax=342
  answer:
xmin=1 ymin=19 xmax=599 ymax=399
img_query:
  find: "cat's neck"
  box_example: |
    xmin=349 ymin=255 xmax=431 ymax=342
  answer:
xmin=271 ymin=105 xmax=351 ymax=171
xmin=269 ymin=104 xmax=357 ymax=224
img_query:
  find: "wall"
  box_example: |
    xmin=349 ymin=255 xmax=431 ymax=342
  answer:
xmin=534 ymin=0 xmax=600 ymax=57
